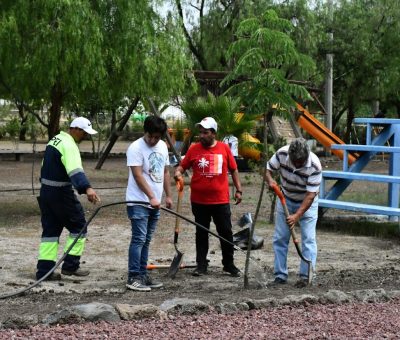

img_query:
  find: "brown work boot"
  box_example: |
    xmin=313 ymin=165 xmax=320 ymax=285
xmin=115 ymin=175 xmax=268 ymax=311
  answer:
xmin=61 ymin=268 xmax=90 ymax=277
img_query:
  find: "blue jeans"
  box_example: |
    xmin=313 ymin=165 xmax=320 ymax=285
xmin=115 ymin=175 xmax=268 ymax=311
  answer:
xmin=273 ymin=196 xmax=318 ymax=280
xmin=127 ymin=205 xmax=160 ymax=277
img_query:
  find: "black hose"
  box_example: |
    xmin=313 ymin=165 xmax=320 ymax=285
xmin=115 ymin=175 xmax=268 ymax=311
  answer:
xmin=0 ymin=200 xmax=260 ymax=300
xmin=0 ymin=201 xmax=148 ymax=299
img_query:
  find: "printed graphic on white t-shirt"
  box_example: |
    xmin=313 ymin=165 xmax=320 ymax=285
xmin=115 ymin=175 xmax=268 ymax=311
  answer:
xmin=197 ymin=154 xmax=223 ymax=175
xmin=149 ymin=152 xmax=164 ymax=183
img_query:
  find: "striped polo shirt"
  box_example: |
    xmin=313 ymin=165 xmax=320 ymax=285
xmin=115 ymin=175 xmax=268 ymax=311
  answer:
xmin=267 ymin=145 xmax=322 ymax=202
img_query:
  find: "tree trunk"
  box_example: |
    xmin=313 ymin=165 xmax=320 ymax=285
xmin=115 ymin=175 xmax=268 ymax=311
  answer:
xmin=332 ymin=106 xmax=347 ymax=134
xmin=48 ymin=82 xmax=63 ymax=140
xmin=17 ymin=103 xmax=27 ymax=141
xmin=395 ymin=101 xmax=400 ymax=118
xmin=111 ymin=109 xmax=117 ymax=133
xmin=344 ymin=98 xmax=354 ymax=143
xmin=95 ymin=97 xmax=140 ymax=170
xmin=244 ymin=113 xmax=268 ymax=289
xmin=175 ymin=0 xmax=207 ymax=70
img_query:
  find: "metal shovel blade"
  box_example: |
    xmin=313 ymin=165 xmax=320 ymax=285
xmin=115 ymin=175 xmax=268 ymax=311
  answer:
xmin=167 ymin=248 xmax=184 ymax=279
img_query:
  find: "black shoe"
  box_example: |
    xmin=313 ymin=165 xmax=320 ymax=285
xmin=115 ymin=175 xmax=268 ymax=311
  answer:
xmin=37 ymin=272 xmax=62 ymax=281
xmin=223 ymin=264 xmax=241 ymax=277
xmin=61 ymin=268 xmax=90 ymax=277
xmin=271 ymin=277 xmax=287 ymax=285
xmin=294 ymin=278 xmax=309 ymax=288
xmin=192 ymin=267 xmax=207 ymax=276
xmin=143 ymin=274 xmax=163 ymax=288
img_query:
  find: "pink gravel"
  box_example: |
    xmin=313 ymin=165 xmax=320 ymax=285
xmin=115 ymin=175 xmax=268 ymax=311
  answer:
xmin=1 ymin=299 xmax=399 ymax=339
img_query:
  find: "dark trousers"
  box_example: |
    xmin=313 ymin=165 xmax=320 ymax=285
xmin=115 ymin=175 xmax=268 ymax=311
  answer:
xmin=36 ymin=186 xmax=87 ymax=279
xmin=191 ymin=203 xmax=234 ymax=268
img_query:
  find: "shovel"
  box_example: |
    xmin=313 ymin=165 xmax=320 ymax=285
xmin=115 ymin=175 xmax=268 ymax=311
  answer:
xmin=167 ymin=178 xmax=185 ymax=278
xmin=271 ymin=184 xmax=313 ymax=285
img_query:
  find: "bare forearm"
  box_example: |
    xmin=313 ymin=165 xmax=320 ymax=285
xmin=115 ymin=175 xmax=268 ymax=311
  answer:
xmin=131 ymin=166 xmax=155 ymax=200
xmin=264 ymin=169 xmax=276 ymax=187
xmin=174 ymin=165 xmax=185 ymax=179
xmin=135 ymin=175 xmax=155 ymax=199
xmin=231 ymin=169 xmax=242 ymax=192
xmin=163 ymin=168 xmax=172 ymax=197
xmin=295 ymin=192 xmax=317 ymax=218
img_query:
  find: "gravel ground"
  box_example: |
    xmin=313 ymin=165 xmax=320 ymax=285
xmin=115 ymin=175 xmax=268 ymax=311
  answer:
xmin=1 ymin=299 xmax=399 ymax=339
xmin=1 ymin=153 xmax=400 ymax=338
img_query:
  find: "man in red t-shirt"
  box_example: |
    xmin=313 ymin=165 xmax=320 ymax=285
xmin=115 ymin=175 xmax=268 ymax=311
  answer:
xmin=174 ymin=117 xmax=243 ymax=277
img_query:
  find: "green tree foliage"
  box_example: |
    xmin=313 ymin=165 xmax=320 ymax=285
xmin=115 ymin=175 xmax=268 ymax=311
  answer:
xmin=0 ymin=0 xmax=105 ymax=138
xmin=181 ymin=92 xmax=256 ymax=141
xmin=0 ymin=0 xmax=192 ymax=139
xmin=273 ymin=0 xmax=323 ymax=82
xmin=174 ymin=0 xmax=278 ymax=71
xmin=316 ymin=0 xmax=400 ymax=139
xmin=223 ymin=9 xmax=315 ymax=115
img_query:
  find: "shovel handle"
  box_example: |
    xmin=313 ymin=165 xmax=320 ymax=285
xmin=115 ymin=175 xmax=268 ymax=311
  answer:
xmin=174 ymin=182 xmax=184 ymax=238
xmin=271 ymin=184 xmax=299 ymax=239
xmin=175 ymin=177 xmax=184 ymax=193
xmin=271 ymin=183 xmax=285 ymax=205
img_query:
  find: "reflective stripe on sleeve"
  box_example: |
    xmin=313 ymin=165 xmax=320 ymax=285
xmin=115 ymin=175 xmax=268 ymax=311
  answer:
xmin=41 ymin=179 xmax=72 ymax=187
xmin=68 ymin=168 xmax=84 ymax=177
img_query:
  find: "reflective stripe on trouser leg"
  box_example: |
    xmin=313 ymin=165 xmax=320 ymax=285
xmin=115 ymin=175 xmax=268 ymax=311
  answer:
xmin=38 ymin=237 xmax=59 ymax=261
xmin=64 ymin=234 xmax=86 ymax=256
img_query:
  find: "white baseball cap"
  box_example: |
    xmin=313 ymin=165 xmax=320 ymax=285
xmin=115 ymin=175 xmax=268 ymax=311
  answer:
xmin=70 ymin=117 xmax=97 ymax=135
xmin=196 ymin=117 xmax=218 ymax=132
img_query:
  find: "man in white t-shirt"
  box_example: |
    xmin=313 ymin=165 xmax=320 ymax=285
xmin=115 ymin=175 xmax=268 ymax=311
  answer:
xmin=126 ymin=116 xmax=172 ymax=292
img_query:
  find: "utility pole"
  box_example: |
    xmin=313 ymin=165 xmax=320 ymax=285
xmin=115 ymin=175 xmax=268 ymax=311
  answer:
xmin=325 ymin=0 xmax=333 ymax=132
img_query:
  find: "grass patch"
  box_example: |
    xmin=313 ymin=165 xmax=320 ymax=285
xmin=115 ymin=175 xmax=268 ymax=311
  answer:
xmin=319 ymin=219 xmax=400 ymax=240
xmin=340 ymin=192 xmax=388 ymax=206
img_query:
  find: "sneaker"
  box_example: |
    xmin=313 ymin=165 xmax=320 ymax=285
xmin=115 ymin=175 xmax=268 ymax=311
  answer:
xmin=61 ymin=268 xmax=90 ymax=277
xmin=192 ymin=267 xmax=207 ymax=277
xmin=223 ymin=264 xmax=241 ymax=277
xmin=143 ymin=274 xmax=163 ymax=288
xmin=271 ymin=277 xmax=287 ymax=285
xmin=126 ymin=276 xmax=151 ymax=292
xmin=294 ymin=278 xmax=309 ymax=288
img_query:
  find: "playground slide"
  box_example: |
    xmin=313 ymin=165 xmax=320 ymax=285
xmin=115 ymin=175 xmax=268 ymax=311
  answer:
xmin=295 ymin=103 xmax=359 ymax=164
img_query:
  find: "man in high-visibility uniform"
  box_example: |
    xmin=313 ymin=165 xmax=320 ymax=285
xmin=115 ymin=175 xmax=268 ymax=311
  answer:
xmin=36 ymin=117 xmax=100 ymax=280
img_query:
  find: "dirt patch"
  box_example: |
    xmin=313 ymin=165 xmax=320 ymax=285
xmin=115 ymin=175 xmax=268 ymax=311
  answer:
xmin=0 ymin=155 xmax=400 ymax=325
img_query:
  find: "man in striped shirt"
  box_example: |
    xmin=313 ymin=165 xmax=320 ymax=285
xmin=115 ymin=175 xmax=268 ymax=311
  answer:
xmin=265 ymin=138 xmax=321 ymax=287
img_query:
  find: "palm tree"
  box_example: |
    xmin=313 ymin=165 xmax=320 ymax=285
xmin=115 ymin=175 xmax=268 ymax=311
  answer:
xmin=181 ymin=92 xmax=258 ymax=150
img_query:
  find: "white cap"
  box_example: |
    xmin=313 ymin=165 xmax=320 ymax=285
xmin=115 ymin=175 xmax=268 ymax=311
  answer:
xmin=70 ymin=117 xmax=97 ymax=135
xmin=196 ymin=117 xmax=218 ymax=132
